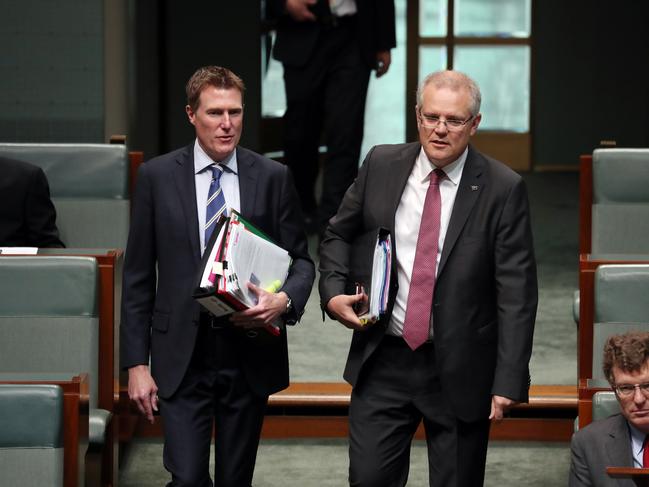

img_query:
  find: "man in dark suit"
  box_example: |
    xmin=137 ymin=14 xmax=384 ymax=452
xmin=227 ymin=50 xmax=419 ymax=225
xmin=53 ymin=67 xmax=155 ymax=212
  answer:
xmin=319 ymin=70 xmax=538 ymax=486
xmin=268 ymin=0 xmax=396 ymax=234
xmin=121 ymin=66 xmax=315 ymax=487
xmin=0 ymin=156 xmax=64 ymax=248
xmin=570 ymin=331 xmax=649 ymax=486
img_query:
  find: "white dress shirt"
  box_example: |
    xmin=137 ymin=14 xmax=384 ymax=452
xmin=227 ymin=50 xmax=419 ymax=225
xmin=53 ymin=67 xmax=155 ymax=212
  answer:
xmin=387 ymin=147 xmax=468 ymax=338
xmin=330 ymin=0 xmax=357 ymax=17
xmin=193 ymin=140 xmax=241 ymax=254
xmin=629 ymin=422 xmax=646 ymax=468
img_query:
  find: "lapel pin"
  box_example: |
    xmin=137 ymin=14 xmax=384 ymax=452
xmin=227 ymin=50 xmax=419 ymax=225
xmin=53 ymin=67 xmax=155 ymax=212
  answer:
xmin=471 ymin=185 xmax=479 ymax=191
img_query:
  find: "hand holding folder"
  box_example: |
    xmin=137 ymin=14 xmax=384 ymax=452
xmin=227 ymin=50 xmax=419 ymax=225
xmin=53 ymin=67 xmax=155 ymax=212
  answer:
xmin=326 ymin=228 xmax=392 ymax=330
xmin=193 ymin=210 xmax=292 ymax=336
xmin=347 ymin=227 xmax=392 ymax=325
xmin=228 ymin=281 xmax=285 ymax=336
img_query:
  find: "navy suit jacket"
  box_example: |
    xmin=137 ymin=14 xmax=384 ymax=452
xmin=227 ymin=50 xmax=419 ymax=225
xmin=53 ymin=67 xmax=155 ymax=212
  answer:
xmin=319 ymin=143 xmax=538 ymax=422
xmin=121 ymin=144 xmax=314 ymax=398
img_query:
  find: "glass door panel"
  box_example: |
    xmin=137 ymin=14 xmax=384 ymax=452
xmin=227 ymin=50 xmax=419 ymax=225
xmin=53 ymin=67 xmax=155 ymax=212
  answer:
xmin=454 ymin=0 xmax=531 ymax=37
xmin=418 ymin=46 xmax=448 ymax=84
xmin=419 ymin=0 xmax=448 ymax=37
xmin=454 ymin=45 xmax=530 ymax=131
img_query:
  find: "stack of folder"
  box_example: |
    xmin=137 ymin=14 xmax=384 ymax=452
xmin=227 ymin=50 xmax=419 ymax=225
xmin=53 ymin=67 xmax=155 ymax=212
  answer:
xmin=348 ymin=228 xmax=392 ymax=325
xmin=193 ymin=210 xmax=292 ymax=322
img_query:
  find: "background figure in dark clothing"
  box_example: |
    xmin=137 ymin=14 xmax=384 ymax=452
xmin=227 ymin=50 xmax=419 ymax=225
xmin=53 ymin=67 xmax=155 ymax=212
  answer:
xmin=0 ymin=156 xmax=64 ymax=248
xmin=269 ymin=0 xmax=396 ymax=234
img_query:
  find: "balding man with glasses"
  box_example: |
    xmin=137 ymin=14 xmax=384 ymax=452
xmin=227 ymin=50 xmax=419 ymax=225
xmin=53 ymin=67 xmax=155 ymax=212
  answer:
xmin=319 ymin=70 xmax=538 ymax=486
xmin=570 ymin=332 xmax=649 ymax=486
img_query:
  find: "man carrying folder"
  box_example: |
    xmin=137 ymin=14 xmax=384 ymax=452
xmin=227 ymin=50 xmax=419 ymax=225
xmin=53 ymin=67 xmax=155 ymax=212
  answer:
xmin=121 ymin=66 xmax=314 ymax=487
xmin=319 ymin=70 xmax=537 ymax=486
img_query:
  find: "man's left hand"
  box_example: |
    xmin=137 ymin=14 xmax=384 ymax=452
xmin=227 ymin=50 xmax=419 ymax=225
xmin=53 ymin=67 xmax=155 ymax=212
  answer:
xmin=489 ymin=394 xmax=518 ymax=421
xmin=229 ymin=283 xmax=288 ymax=329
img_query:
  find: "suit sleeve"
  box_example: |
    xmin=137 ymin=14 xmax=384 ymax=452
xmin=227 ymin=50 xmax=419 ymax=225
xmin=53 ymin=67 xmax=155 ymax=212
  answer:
xmin=374 ymin=0 xmax=396 ymax=51
xmin=569 ymin=431 xmax=594 ymax=487
xmin=24 ymin=167 xmax=65 ymax=248
xmin=276 ymin=165 xmax=315 ymax=324
xmin=318 ymin=146 xmax=374 ymax=309
xmin=491 ymin=177 xmax=538 ymax=401
xmin=120 ymin=162 xmax=157 ymax=369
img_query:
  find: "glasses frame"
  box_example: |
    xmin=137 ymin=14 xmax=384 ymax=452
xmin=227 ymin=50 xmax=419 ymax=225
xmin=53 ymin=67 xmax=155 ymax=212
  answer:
xmin=613 ymin=382 xmax=649 ymax=398
xmin=417 ymin=110 xmax=475 ymax=131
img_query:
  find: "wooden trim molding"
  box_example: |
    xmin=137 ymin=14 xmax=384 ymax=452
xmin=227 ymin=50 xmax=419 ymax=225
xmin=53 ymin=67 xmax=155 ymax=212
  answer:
xmin=121 ymin=383 xmax=576 ymax=442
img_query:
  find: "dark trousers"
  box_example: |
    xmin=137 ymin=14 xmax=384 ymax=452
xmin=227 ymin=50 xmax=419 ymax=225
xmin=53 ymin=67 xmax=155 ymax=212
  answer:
xmin=282 ymin=16 xmax=371 ymax=230
xmin=348 ymin=336 xmax=491 ymax=487
xmin=160 ymin=323 xmax=267 ymax=487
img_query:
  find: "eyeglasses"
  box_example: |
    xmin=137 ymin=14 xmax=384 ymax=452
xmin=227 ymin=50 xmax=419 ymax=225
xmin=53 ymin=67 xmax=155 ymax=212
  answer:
xmin=418 ymin=111 xmax=474 ymax=132
xmin=614 ymin=382 xmax=649 ymax=398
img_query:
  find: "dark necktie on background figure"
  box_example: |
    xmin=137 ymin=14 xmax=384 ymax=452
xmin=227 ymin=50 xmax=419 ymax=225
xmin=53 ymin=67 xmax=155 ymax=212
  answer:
xmin=205 ymin=164 xmax=227 ymax=247
xmin=643 ymin=435 xmax=649 ymax=467
xmin=402 ymin=168 xmax=445 ymax=351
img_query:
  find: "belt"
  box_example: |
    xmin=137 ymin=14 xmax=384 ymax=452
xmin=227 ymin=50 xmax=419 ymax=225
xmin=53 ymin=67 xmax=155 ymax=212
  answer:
xmin=321 ymin=13 xmax=357 ymax=30
xmin=199 ymin=311 xmax=228 ymax=330
xmin=382 ymin=334 xmax=434 ymax=347
xmin=199 ymin=311 xmax=261 ymax=338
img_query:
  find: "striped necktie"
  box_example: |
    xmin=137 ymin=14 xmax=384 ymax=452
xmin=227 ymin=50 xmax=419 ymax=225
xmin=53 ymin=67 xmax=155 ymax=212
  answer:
xmin=205 ymin=164 xmax=227 ymax=247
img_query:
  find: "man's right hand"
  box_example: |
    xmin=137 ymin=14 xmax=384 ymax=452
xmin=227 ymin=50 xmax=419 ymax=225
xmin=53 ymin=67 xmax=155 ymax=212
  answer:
xmin=286 ymin=0 xmax=317 ymax=22
xmin=326 ymin=294 xmax=373 ymax=331
xmin=128 ymin=365 xmax=159 ymax=424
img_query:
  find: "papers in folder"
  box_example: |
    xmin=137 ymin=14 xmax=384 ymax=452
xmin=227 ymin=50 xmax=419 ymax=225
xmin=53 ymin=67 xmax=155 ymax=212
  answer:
xmin=350 ymin=229 xmax=392 ymax=325
xmin=193 ymin=210 xmax=292 ymax=318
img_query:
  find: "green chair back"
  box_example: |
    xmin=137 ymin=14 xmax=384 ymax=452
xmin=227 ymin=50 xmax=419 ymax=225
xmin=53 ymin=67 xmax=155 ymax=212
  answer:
xmin=592 ymin=264 xmax=649 ymax=379
xmin=0 ymin=256 xmax=99 ymax=407
xmin=0 ymin=143 xmax=130 ymax=249
xmin=592 ymin=391 xmax=620 ymax=422
xmin=0 ymin=384 xmax=64 ymax=487
xmin=592 ymin=148 xmax=649 ymax=254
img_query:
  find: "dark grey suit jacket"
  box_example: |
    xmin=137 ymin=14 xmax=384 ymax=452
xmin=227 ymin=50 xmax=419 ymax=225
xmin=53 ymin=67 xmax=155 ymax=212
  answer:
xmin=120 ymin=145 xmax=314 ymax=398
xmin=319 ymin=142 xmax=538 ymax=422
xmin=570 ymin=414 xmax=636 ymax=487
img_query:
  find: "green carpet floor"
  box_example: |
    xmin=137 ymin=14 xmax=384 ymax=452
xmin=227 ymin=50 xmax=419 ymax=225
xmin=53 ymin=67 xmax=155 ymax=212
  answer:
xmin=120 ymin=438 xmax=571 ymax=486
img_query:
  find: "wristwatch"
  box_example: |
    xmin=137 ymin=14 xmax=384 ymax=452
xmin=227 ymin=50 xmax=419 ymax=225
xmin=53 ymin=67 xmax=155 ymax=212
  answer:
xmin=285 ymin=295 xmax=293 ymax=314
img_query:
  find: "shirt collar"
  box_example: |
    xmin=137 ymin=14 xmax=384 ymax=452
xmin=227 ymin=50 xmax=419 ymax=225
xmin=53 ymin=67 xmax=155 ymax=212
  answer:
xmin=193 ymin=139 xmax=238 ymax=175
xmin=416 ymin=146 xmax=468 ymax=186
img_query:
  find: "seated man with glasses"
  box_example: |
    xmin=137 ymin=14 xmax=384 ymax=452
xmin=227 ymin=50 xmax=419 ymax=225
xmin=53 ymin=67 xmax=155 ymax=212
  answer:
xmin=570 ymin=331 xmax=649 ymax=486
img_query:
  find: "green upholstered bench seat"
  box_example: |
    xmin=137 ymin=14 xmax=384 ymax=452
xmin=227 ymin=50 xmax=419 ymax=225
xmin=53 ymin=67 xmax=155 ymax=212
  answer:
xmin=592 ymin=391 xmax=619 ymax=422
xmin=0 ymin=143 xmax=130 ymax=249
xmin=592 ymin=265 xmax=649 ymax=380
xmin=0 ymin=384 xmax=64 ymax=487
xmin=0 ymin=256 xmax=109 ymax=448
xmin=591 ymin=148 xmax=649 ymax=254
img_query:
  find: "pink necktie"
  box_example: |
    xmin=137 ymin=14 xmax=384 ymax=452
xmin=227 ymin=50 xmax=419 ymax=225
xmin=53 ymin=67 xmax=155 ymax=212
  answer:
xmin=402 ymin=168 xmax=445 ymax=350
